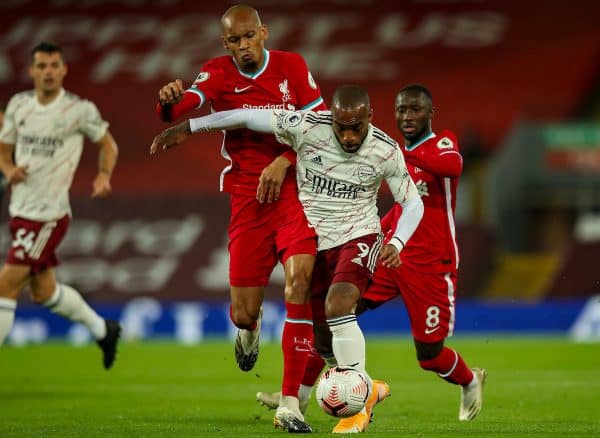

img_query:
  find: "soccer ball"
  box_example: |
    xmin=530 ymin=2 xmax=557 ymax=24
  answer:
xmin=316 ymin=366 xmax=372 ymax=417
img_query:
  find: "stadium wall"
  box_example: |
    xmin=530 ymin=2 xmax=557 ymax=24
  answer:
xmin=7 ymin=297 xmax=599 ymax=345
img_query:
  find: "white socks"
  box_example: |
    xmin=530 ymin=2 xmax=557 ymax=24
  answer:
xmin=465 ymin=372 xmax=479 ymax=389
xmin=327 ymin=314 xmax=366 ymax=371
xmin=279 ymin=394 xmax=304 ymax=419
xmin=43 ymin=284 xmax=106 ymax=340
xmin=0 ymin=297 xmax=17 ymax=345
xmin=298 ymin=384 xmax=313 ymax=403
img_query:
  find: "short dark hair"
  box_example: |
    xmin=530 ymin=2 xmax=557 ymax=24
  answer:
xmin=31 ymin=41 xmax=64 ymax=60
xmin=332 ymin=85 xmax=370 ymax=110
xmin=398 ymin=84 xmax=432 ymax=101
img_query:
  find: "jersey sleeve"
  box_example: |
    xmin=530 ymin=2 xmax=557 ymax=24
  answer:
xmin=271 ymin=110 xmax=312 ymax=152
xmin=380 ymin=204 xmax=401 ymax=234
xmin=404 ymin=131 xmax=463 ymax=177
xmin=0 ymin=95 xmax=19 ymax=144
xmin=289 ymin=53 xmax=326 ymax=111
xmin=79 ymin=100 xmax=109 ymax=143
xmin=384 ymin=147 xmax=420 ymax=205
xmin=157 ymin=60 xmax=222 ymax=122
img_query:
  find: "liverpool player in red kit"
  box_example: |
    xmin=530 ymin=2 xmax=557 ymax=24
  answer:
xmin=256 ymin=85 xmax=487 ymax=433
xmin=155 ymin=5 xmax=325 ymax=433
xmin=361 ymin=84 xmax=487 ymax=424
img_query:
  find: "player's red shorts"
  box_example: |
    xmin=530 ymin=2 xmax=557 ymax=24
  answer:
xmin=362 ymin=263 xmax=457 ymax=343
xmin=310 ymin=233 xmax=383 ymax=323
xmin=6 ymin=215 xmax=70 ymax=274
xmin=228 ymin=194 xmax=317 ymax=287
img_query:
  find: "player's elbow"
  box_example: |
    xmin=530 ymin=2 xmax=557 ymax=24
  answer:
xmin=442 ymin=154 xmax=463 ymax=177
xmin=407 ymin=196 xmax=424 ymax=217
xmin=448 ymin=159 xmax=463 ymax=177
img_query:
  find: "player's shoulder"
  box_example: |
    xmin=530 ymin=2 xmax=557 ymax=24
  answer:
xmin=303 ymin=110 xmax=331 ymax=125
xmin=429 ymin=129 xmax=459 ymax=150
xmin=370 ymin=124 xmax=399 ymax=150
xmin=270 ymin=50 xmax=308 ymax=68
xmin=7 ymin=90 xmax=35 ymax=108
xmin=62 ymin=90 xmax=99 ymax=111
xmin=63 ymin=90 xmax=84 ymax=103
xmin=270 ymin=50 xmax=305 ymax=62
xmin=194 ymin=56 xmax=231 ymax=88
xmin=201 ymin=56 xmax=232 ymax=73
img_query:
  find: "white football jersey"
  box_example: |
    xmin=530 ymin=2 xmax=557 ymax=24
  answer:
xmin=272 ymin=110 xmax=419 ymax=251
xmin=0 ymin=88 xmax=108 ymax=221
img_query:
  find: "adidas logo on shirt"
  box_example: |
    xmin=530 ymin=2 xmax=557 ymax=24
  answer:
xmin=310 ymin=155 xmax=323 ymax=165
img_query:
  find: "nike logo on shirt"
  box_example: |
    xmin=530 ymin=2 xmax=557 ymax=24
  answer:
xmin=424 ymin=326 xmax=440 ymax=335
xmin=234 ymin=85 xmax=252 ymax=93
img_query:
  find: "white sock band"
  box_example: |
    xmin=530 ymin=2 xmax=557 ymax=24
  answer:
xmin=327 ymin=315 xmax=366 ymax=371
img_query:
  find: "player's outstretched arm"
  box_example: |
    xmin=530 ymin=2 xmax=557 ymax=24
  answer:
xmin=92 ymin=131 xmax=118 ymax=198
xmin=149 ymin=120 xmax=192 ymax=155
xmin=151 ymin=109 xmax=276 ymax=155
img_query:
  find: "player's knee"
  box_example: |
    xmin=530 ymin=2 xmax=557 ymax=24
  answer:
xmin=324 ymin=289 xmax=357 ymax=319
xmin=30 ymin=291 xmax=48 ymax=305
xmin=415 ymin=339 xmax=444 ymax=363
xmin=230 ymin=306 xmax=259 ymax=329
xmin=284 ymin=272 xmax=311 ymax=303
xmin=29 ymin=285 xmax=55 ymax=305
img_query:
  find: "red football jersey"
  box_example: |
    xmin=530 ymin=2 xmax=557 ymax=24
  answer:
xmin=159 ymin=49 xmax=326 ymax=198
xmin=381 ymin=130 xmax=463 ymax=273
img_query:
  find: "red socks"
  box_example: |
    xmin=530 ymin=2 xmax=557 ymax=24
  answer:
xmin=419 ymin=347 xmax=474 ymax=386
xmin=302 ymin=348 xmax=325 ymax=386
xmin=281 ymin=302 xmax=313 ymax=397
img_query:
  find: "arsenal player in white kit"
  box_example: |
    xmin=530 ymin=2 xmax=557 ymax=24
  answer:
xmin=0 ymin=42 xmax=121 ymax=369
xmin=257 ymin=85 xmax=488 ymax=432
xmin=150 ymin=85 xmax=425 ymax=432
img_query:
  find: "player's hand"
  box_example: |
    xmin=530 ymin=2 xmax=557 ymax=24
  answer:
xmin=256 ymin=155 xmax=292 ymax=203
xmin=5 ymin=165 xmax=28 ymax=185
xmin=150 ymin=121 xmax=192 ymax=155
xmin=379 ymin=243 xmax=401 ymax=268
xmin=91 ymin=172 xmax=112 ymax=198
xmin=158 ymin=79 xmax=185 ymax=105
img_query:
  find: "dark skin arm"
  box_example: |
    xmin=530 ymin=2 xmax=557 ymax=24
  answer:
xmin=149 ymin=120 xmax=192 ymax=155
xmin=256 ymin=155 xmax=293 ymax=203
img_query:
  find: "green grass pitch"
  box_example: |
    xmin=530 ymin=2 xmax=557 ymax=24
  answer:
xmin=1 ymin=337 xmax=599 ymax=437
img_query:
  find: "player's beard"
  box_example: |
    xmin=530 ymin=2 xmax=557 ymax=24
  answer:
xmin=241 ymin=60 xmax=258 ymax=72
xmin=402 ymin=126 xmax=424 ymax=143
